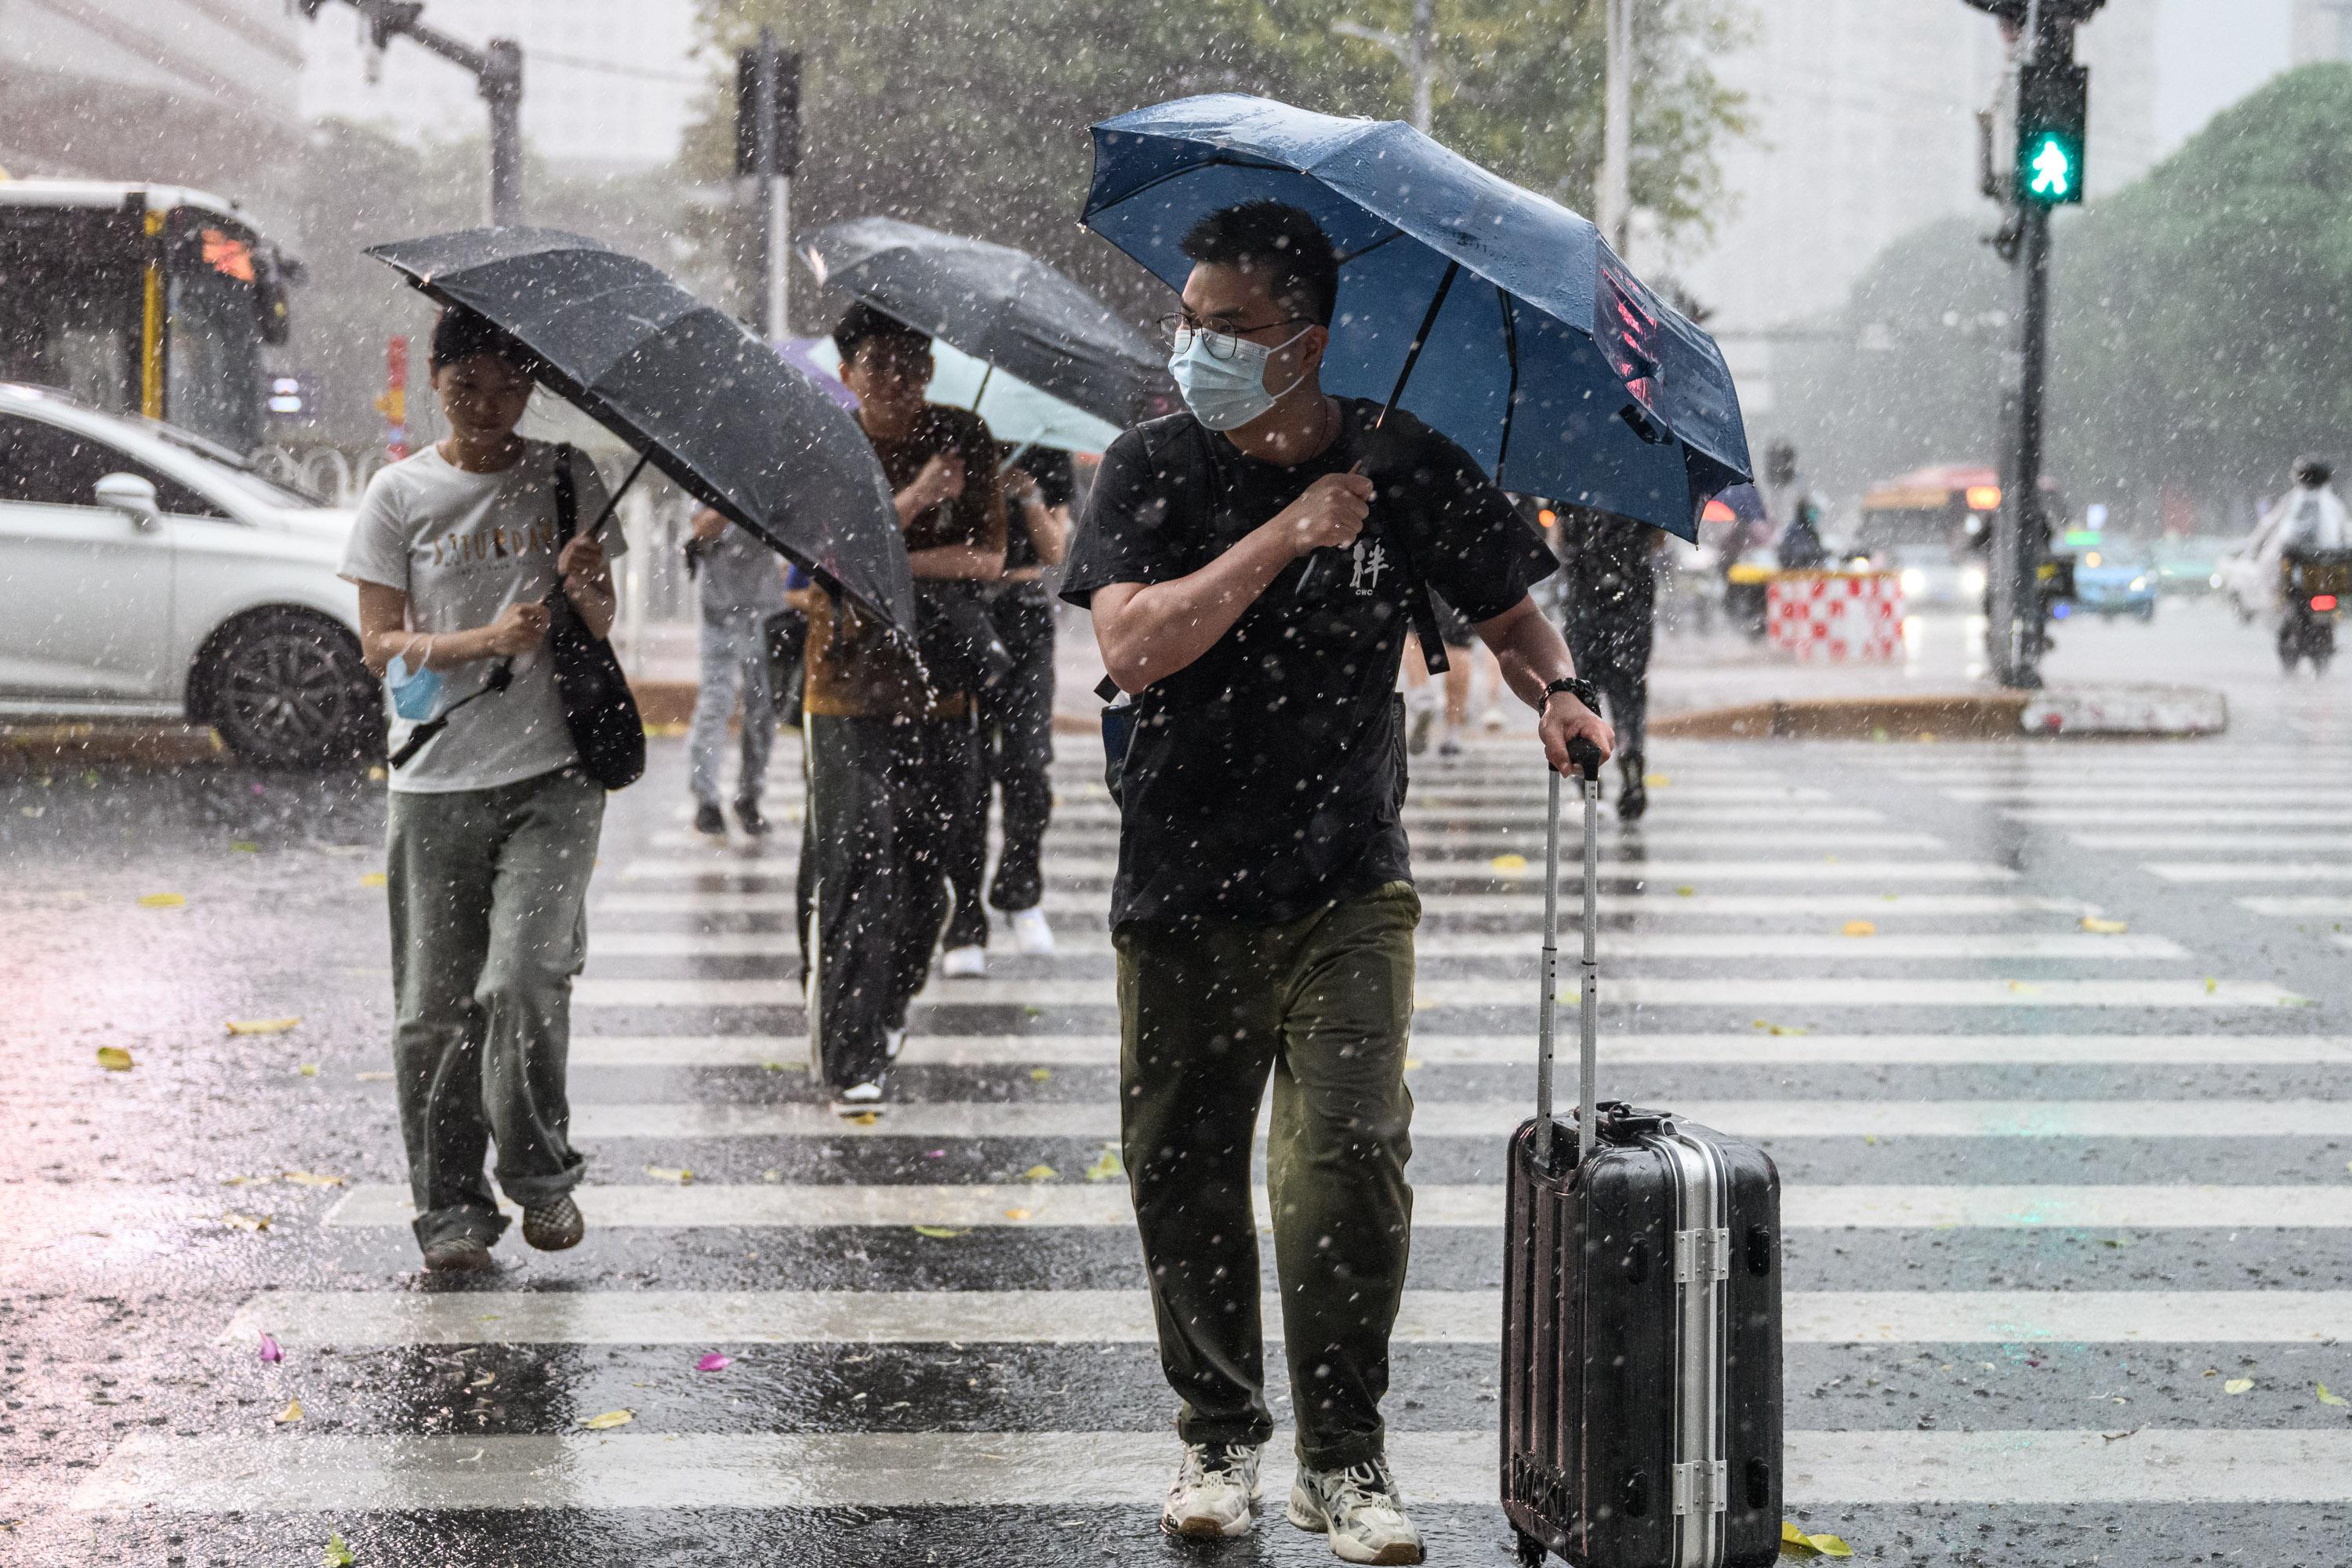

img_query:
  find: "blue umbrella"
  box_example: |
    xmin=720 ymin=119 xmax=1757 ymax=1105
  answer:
xmin=1083 ymin=93 xmax=1751 ymax=542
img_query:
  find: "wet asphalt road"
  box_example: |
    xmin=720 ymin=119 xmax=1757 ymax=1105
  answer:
xmin=6 ymin=641 xmax=2352 ymax=1565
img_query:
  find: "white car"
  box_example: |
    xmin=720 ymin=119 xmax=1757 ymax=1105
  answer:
xmin=0 ymin=382 xmax=378 ymax=766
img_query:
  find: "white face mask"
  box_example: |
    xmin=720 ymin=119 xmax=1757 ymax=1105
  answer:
xmin=1167 ymin=325 xmax=1312 ymax=432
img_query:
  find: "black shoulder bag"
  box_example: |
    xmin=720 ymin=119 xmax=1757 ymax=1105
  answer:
xmin=546 ymin=445 xmax=646 ymax=789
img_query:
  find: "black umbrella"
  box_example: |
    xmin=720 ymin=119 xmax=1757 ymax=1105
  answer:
xmin=368 ymin=227 xmax=914 ymax=633
xmin=799 ymin=217 xmax=1162 ymax=428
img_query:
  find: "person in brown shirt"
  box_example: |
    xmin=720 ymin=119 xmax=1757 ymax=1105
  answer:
xmin=796 ymin=303 xmax=1005 ymax=1110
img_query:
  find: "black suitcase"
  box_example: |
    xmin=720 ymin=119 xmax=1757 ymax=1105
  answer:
xmin=1501 ymin=750 xmax=1784 ymax=1567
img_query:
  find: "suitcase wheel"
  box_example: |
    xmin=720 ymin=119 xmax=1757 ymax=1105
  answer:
xmin=1512 ymin=1528 xmax=1548 ymax=1567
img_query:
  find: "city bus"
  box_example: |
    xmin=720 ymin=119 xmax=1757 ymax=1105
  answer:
xmin=0 ymin=180 xmax=299 ymax=453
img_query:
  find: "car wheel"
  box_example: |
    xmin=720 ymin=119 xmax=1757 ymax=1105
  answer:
xmin=201 ymin=609 xmax=381 ymax=768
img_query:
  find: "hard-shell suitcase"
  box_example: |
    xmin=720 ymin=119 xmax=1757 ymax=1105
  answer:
xmin=1501 ymin=748 xmax=1784 ymax=1568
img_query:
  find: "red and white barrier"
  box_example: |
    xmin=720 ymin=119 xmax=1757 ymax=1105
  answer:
xmin=1766 ymin=572 xmax=1905 ymax=661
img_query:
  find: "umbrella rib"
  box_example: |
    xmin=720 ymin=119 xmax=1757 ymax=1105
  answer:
xmin=1377 ymin=258 xmax=1461 ymax=430
xmin=1334 ymin=230 xmax=1406 ymax=268
xmin=1494 ymin=285 xmax=1521 ymax=477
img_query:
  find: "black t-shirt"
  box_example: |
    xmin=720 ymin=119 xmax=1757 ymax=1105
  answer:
xmin=1062 ymin=399 xmax=1555 ymax=929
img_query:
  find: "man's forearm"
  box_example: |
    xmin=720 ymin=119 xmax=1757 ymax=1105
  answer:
xmin=909 ymin=544 xmax=1004 ymax=581
xmin=1093 ymin=524 xmax=1296 ymax=691
xmin=1475 ymin=595 xmax=1576 ymax=708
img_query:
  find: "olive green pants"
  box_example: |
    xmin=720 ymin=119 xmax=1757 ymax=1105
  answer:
xmin=1115 ymin=882 xmax=1420 ymax=1472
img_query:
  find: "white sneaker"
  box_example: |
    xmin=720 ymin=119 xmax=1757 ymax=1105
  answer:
xmin=1406 ymin=700 xmax=1437 ymax=756
xmin=885 ymin=1027 xmax=907 ymax=1062
xmin=832 ymin=1081 xmax=884 ymax=1116
xmin=1009 ymin=907 xmax=1056 ymax=956
xmin=1288 ymin=1457 xmax=1423 ymax=1564
xmin=941 ymin=944 xmax=986 ymax=978
xmin=1480 ymin=704 xmax=1507 ymax=731
xmin=1162 ymin=1441 xmax=1261 ymax=1539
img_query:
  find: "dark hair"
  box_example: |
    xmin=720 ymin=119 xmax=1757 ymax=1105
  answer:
xmin=427 ymin=306 xmax=530 ymax=373
xmin=2295 ymin=454 xmax=2333 ymax=487
xmin=832 ymin=301 xmax=931 ymax=363
xmin=1178 ymin=201 xmax=1338 ymax=327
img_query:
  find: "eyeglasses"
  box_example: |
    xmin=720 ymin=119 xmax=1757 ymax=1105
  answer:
xmin=1158 ymin=313 xmax=1312 ymax=360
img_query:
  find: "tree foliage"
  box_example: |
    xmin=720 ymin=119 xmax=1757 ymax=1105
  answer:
xmin=1774 ymin=64 xmax=2352 ymax=522
xmin=685 ymin=0 xmax=1743 ymax=328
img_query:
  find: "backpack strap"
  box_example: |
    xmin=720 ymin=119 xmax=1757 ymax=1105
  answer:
xmin=551 ymin=443 xmax=579 ymax=543
xmin=1346 ymin=416 xmax=1452 ymax=673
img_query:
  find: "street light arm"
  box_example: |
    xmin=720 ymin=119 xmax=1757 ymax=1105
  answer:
xmin=1330 ymin=19 xmax=1410 ymax=60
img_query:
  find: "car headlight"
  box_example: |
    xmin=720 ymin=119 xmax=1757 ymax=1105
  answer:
xmin=1900 ymin=568 xmax=1926 ymax=596
xmin=2129 ymin=576 xmax=2147 ymax=591
xmin=2209 ymin=574 xmax=2223 ymax=589
xmin=1960 ymin=565 xmax=1987 ymax=597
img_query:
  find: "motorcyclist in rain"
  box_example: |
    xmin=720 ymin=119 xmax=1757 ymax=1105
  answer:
xmin=2255 ymin=456 xmax=2350 ymax=671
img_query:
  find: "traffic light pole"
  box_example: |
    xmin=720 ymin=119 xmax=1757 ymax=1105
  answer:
xmin=298 ymin=2 xmax=525 ymax=226
xmin=754 ymin=29 xmax=789 ymax=340
xmin=2001 ymin=199 xmax=2054 ymax=688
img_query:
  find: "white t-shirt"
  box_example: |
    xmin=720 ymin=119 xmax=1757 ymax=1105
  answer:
xmin=340 ymin=440 xmax=622 ymax=793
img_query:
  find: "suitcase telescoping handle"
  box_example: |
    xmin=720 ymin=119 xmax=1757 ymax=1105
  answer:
xmin=1534 ymin=736 xmax=1608 ymax=1169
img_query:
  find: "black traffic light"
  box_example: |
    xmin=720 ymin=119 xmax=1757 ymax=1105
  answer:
xmin=1961 ymin=0 xmax=2106 ymax=20
xmin=2016 ymin=56 xmax=2089 ymax=205
xmin=734 ymin=48 xmax=803 ymax=177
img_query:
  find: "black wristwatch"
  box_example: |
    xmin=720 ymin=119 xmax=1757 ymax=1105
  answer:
xmin=1543 ymin=676 xmax=1599 ymax=712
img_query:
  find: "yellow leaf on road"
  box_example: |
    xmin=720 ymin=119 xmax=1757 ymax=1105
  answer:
xmin=1643 ymin=773 xmax=1671 ymax=788
xmin=281 ymin=1171 xmax=346 ymax=1189
xmin=2080 ymin=916 xmax=2129 ymax=935
xmin=1675 ymin=885 xmax=1696 ymax=897
xmin=2318 ymin=1383 xmax=2348 ymax=1407
xmin=1003 ymin=1208 xmax=1033 ymax=1221
xmin=2224 ymin=1377 xmax=2254 ymax=1395
xmin=275 ymin=1398 xmax=304 ymax=1424
xmin=137 ymin=892 xmax=184 ymax=908
xmin=323 ymin=1532 xmax=357 ymax=1567
xmin=296 ymin=1063 xmax=320 ymax=1077
xmin=95 ymin=1047 xmax=133 ymax=1072
xmin=1083 ymin=1146 xmax=1124 ymax=1182
xmin=359 ymin=873 xmax=387 ymax=887
xmin=843 ymin=1112 xmax=880 ymax=1127
xmin=223 ymin=1212 xmax=271 ymax=1232
xmin=1490 ymin=854 xmax=1529 ymax=875
xmin=2205 ymin=977 xmax=2219 ymax=993
xmin=644 ymin=1166 xmax=693 ymax=1184
xmin=2005 ymin=979 xmax=2041 ymax=995
xmin=1842 ymin=920 xmax=1876 ymax=938
xmin=1028 ymin=1067 xmax=1052 ymax=1082
xmin=580 ymin=1409 xmax=633 ymax=1430
xmin=1022 ymin=1164 xmax=1057 ymax=1182
xmin=356 ymin=1071 xmax=393 ymax=1082
xmin=913 ymin=1225 xmax=965 ymax=1239
xmin=227 ymin=1018 xmax=301 ymax=1036
xmin=1780 ymin=1522 xmax=1853 ymax=1558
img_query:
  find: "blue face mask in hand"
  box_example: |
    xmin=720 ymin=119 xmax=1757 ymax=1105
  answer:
xmin=1167 ymin=325 xmax=1312 ymax=432
xmin=385 ymin=652 xmax=443 ymax=722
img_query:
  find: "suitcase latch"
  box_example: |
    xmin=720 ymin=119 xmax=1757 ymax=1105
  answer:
xmin=1674 ymin=1225 xmax=1730 ymax=1283
xmin=1671 ymin=1460 xmax=1728 ymax=1516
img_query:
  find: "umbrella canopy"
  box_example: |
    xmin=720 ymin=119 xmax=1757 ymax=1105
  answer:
xmin=789 ymin=336 xmax=1125 ymax=455
xmin=1083 ymin=94 xmax=1751 ymax=540
xmin=368 ymin=227 xmax=913 ymax=633
xmin=800 ymin=216 xmax=1162 ymax=430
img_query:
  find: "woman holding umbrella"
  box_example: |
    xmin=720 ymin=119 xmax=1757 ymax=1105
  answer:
xmin=339 ymin=306 xmax=622 ymax=1274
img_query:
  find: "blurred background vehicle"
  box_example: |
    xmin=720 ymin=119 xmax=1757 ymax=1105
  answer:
xmin=2067 ymin=535 xmax=2158 ymax=621
xmin=1852 ymin=463 xmax=2002 ymax=609
xmin=0 ymin=382 xmax=373 ymax=767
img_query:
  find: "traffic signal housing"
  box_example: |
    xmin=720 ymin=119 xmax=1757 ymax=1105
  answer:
xmin=2016 ymin=58 xmax=2089 ymax=205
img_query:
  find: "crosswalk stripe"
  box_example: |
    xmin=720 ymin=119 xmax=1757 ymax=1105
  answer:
xmin=1406 ymin=783 xmax=1833 ymax=802
xmin=570 ymin=976 xmax=2308 ymax=1009
xmin=1955 ymin=787 xmax=2352 ymax=804
xmin=221 ymin=1288 xmax=2352 ymax=1348
xmin=564 ymin=1098 xmax=2352 ymax=1141
xmin=595 ymin=891 xmax=2092 ymax=918
xmin=646 ymin=827 xmax=1951 ymax=853
xmin=567 ymin=1032 xmax=2352 ymax=1068
xmin=1051 ymin=804 xmax=1890 ymax=826
xmin=585 ymin=931 xmax=2186 ymax=961
xmin=73 ymin=1428 xmax=2352 ymax=1511
xmin=2002 ymin=807 xmax=2352 ymax=826
xmin=614 ymin=857 xmax=2022 ymax=884
xmin=321 ymin=1182 xmax=2352 ymax=1230
xmin=2146 ymin=862 xmax=2352 ymax=883
xmin=2070 ymin=832 xmax=2352 ymax=851
xmin=2238 ymin=897 xmax=2352 ymax=917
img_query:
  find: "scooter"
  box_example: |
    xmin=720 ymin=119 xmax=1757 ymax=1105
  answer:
xmin=2279 ymin=549 xmax=2352 ymax=673
xmin=1724 ymin=549 xmax=1776 ymax=641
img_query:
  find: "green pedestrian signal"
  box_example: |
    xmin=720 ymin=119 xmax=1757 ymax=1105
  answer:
xmin=2024 ymin=132 xmax=2078 ymax=201
xmin=2014 ymin=60 xmax=2089 ymax=206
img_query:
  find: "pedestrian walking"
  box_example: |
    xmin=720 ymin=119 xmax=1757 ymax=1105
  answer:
xmin=948 ymin=444 xmax=1072 ymax=956
xmin=801 ymin=303 xmax=1005 ymax=1110
xmin=1062 ymin=200 xmax=1613 ymax=1563
xmin=684 ymin=503 xmax=790 ymax=836
xmin=1556 ymin=503 xmax=1664 ymax=821
xmin=1399 ymin=590 xmax=1477 ymax=757
xmin=339 ymin=306 xmax=625 ymax=1274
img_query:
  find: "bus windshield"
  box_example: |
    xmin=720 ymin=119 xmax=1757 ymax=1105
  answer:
xmin=167 ymin=262 xmax=263 ymax=453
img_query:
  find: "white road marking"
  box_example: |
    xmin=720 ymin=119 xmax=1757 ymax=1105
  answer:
xmin=564 ymin=1031 xmax=2352 ymax=1068
xmin=1955 ymin=787 xmax=2352 ymax=804
xmin=223 ymin=1288 xmax=2352 ymax=1348
xmin=2239 ymin=897 xmax=2352 ymax=917
xmin=595 ymin=891 xmax=2092 ymax=918
xmin=2002 ymin=808 xmax=2352 ymax=826
xmin=614 ymin=857 xmax=2021 ymax=885
xmin=1408 ymin=783 xmax=1833 ymax=802
xmin=71 ymin=1429 xmax=2352 ymax=1511
xmin=585 ymin=931 xmax=2183 ymax=962
xmin=321 ymin=1182 xmax=2352 ymax=1230
xmin=647 ymin=827 xmax=1952 ymax=854
xmin=2071 ymin=832 xmax=2352 ymax=851
xmin=1048 ymin=804 xmax=1890 ymax=826
xmin=570 ymin=976 xmax=2308 ymax=1009
xmin=564 ymin=1098 xmax=2352 ymax=1141
xmin=2146 ymin=862 xmax=2352 ymax=883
